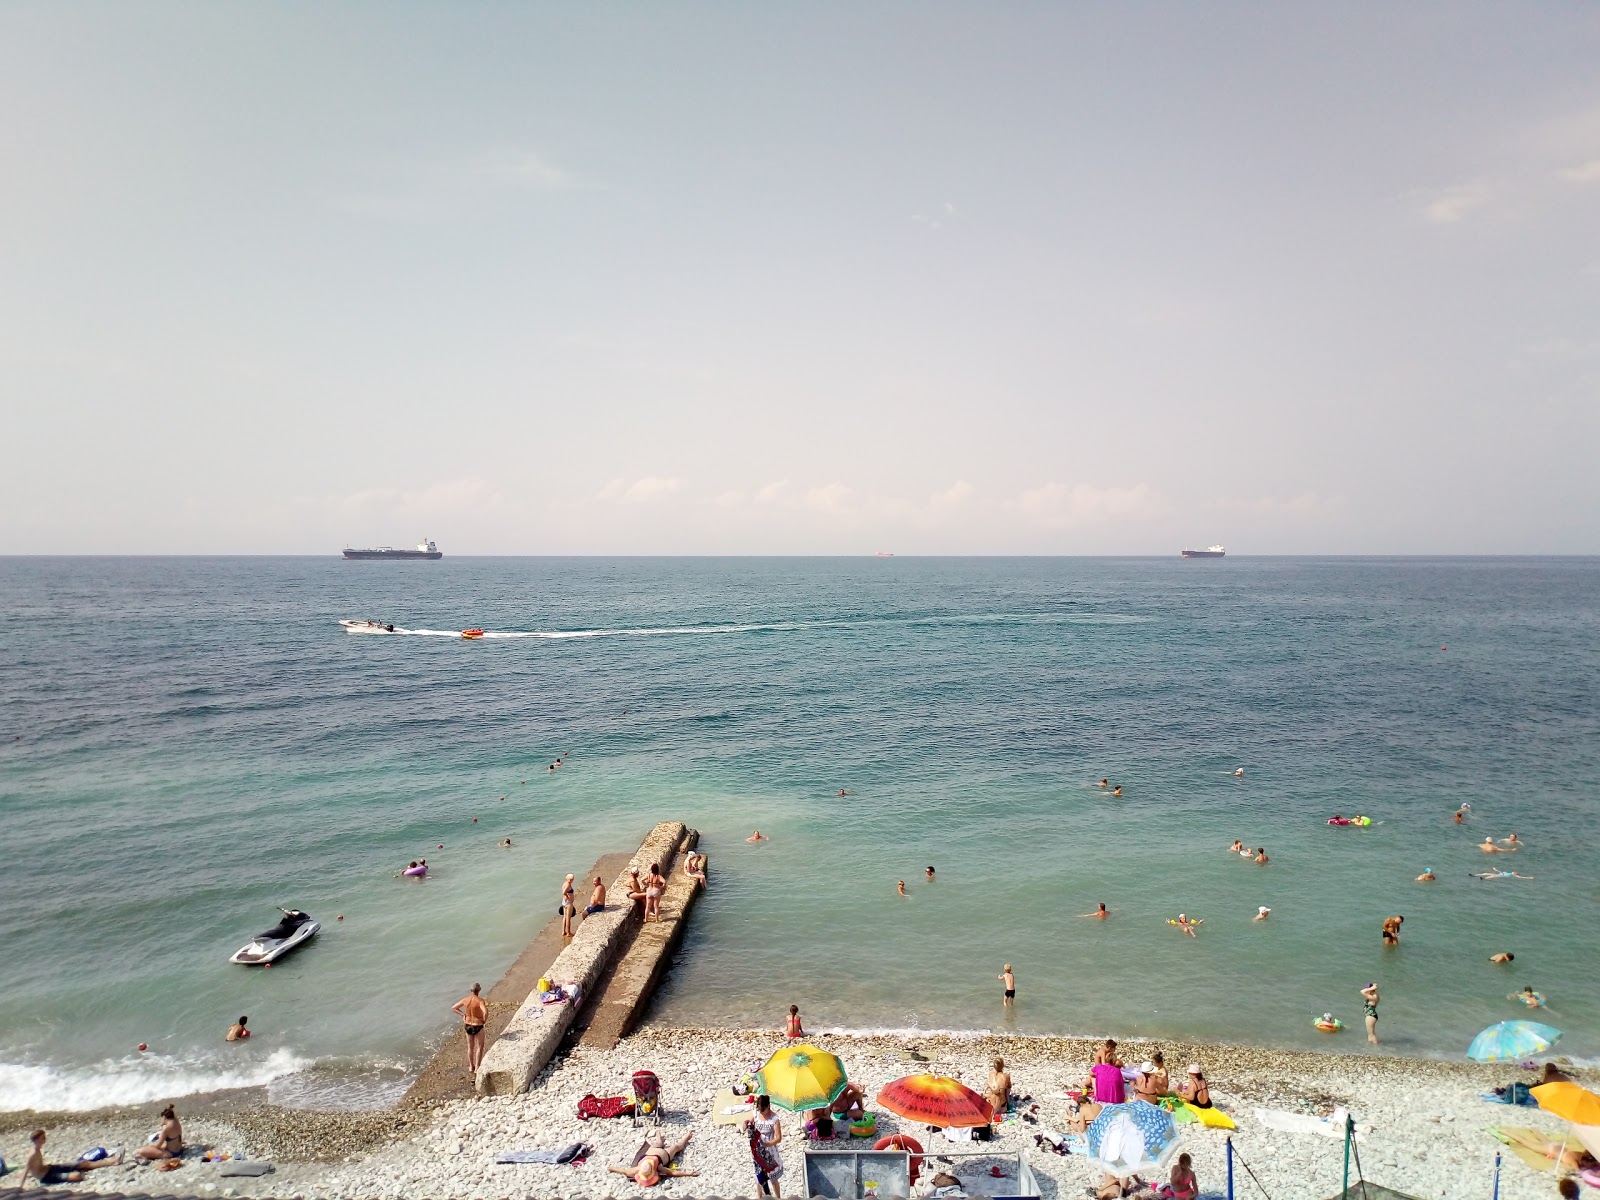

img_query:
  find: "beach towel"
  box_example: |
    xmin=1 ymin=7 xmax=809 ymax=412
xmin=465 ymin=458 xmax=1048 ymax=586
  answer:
xmin=577 ymin=1093 xmax=636 ymax=1120
xmin=218 ymin=1161 xmax=274 ymax=1177
xmin=1185 ymin=1103 xmax=1236 ymax=1130
xmin=1253 ymin=1108 xmax=1361 ymax=1139
xmin=496 ymin=1143 xmax=587 ymax=1165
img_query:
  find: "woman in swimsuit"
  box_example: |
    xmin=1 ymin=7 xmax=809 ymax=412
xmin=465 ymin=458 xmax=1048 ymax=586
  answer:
xmin=1179 ymin=1066 xmax=1211 ymax=1108
xmin=136 ymin=1105 xmax=183 ymax=1161
xmin=644 ymin=863 xmax=665 ymax=922
xmin=683 ymin=851 xmax=708 ymax=889
xmin=607 ymin=1129 xmax=699 ymax=1187
xmin=1360 ymin=983 xmax=1380 ymax=1045
xmin=560 ymin=873 xmax=576 ymax=936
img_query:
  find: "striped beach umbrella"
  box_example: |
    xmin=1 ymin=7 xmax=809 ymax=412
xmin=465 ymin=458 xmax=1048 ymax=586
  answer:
xmin=1466 ymin=1020 xmax=1561 ymax=1062
xmin=755 ymin=1045 xmax=848 ymax=1113
xmin=876 ymin=1074 xmax=993 ymax=1128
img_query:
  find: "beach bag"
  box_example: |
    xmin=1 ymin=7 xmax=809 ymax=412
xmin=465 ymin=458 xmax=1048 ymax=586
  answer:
xmin=576 ymin=1093 xmax=635 ymax=1120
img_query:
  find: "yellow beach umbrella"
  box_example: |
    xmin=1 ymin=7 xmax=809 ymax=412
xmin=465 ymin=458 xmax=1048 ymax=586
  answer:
xmin=756 ymin=1044 xmax=848 ymax=1113
xmin=1531 ymin=1081 xmax=1600 ymax=1126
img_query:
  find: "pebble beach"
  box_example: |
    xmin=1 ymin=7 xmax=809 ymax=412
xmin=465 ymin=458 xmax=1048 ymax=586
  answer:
xmin=4 ymin=1026 xmax=1589 ymax=1199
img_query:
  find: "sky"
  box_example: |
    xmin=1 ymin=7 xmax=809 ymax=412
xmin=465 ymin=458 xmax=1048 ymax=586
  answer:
xmin=2 ymin=3 xmax=1597 ymax=554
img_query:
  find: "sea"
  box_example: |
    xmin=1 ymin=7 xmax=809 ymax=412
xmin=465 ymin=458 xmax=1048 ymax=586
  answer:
xmin=2 ymin=556 xmax=1597 ymax=1113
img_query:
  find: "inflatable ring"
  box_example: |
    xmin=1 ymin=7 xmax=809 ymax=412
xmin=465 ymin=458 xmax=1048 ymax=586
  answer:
xmin=1314 ymin=1018 xmax=1342 ymax=1032
xmin=874 ymin=1134 xmax=923 ymax=1181
xmin=848 ymin=1113 xmax=877 ymax=1138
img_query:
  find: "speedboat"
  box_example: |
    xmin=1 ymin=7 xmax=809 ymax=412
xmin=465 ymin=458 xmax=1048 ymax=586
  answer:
xmin=340 ymin=619 xmax=400 ymax=634
xmin=229 ymin=909 xmax=320 ymax=965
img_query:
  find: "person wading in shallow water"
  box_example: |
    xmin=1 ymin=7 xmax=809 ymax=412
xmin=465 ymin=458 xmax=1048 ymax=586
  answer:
xmin=452 ymin=982 xmax=489 ymax=1074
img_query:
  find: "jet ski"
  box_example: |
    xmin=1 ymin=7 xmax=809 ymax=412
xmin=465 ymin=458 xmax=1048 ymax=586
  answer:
xmin=229 ymin=909 xmax=320 ymax=965
xmin=340 ymin=619 xmax=400 ymax=634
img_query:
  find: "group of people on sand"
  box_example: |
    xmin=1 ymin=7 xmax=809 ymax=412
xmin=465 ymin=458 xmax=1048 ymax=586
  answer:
xmin=21 ymin=1106 xmax=186 ymax=1187
xmin=1040 ymin=1040 xmax=1208 ymax=1198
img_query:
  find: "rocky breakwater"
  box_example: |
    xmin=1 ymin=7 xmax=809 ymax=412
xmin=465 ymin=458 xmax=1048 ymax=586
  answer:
xmin=475 ymin=821 xmax=696 ymax=1097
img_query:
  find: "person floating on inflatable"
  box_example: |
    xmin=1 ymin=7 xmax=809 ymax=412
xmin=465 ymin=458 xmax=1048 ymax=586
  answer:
xmin=1314 ymin=1012 xmax=1342 ymax=1032
xmin=1169 ymin=913 xmax=1203 ymax=937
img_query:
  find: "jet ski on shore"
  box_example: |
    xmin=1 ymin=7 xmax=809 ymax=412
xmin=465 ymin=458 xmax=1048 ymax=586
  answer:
xmin=229 ymin=909 xmax=320 ymax=965
xmin=340 ymin=619 xmax=400 ymax=634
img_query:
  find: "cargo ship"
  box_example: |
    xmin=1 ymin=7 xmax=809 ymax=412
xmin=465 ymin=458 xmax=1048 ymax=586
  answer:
xmin=342 ymin=538 xmax=442 ymax=560
xmin=1181 ymin=544 xmax=1226 ymax=558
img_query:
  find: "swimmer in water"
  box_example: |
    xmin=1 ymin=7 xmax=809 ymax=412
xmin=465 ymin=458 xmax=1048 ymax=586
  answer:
xmin=501 ymin=838 xmax=512 ymax=847
xmin=1096 ymin=778 xmax=1109 ymax=788
xmin=1233 ymin=768 xmax=1244 ymax=777
xmin=1253 ymin=905 xmax=1271 ymax=921
xmin=1471 ymin=869 xmax=1534 ymax=880
xmin=925 ymin=865 xmax=936 ymax=880
xmin=837 ymin=789 xmax=850 ymax=796
xmin=1416 ymin=867 xmax=1435 ymax=881
xmin=1254 ymin=847 xmax=1269 ymax=864
xmin=1511 ymin=986 xmax=1546 ymax=1008
xmin=1480 ymin=837 xmax=1512 ymax=853
xmin=1173 ymin=913 xmax=1201 ymax=937
xmin=1230 ymin=840 xmax=1244 ymax=853
xmin=1500 ymin=833 xmax=1521 ymax=848
xmin=746 ymin=831 xmax=767 ymax=842
xmin=1112 ymin=785 xmax=1122 ymax=797
xmin=1489 ymin=952 xmax=1514 ymax=963
xmin=897 ymin=880 xmax=906 ymax=895
xmin=1080 ymin=902 xmax=1109 ymax=920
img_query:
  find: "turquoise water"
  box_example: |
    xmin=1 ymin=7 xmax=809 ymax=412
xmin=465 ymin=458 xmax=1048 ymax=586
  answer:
xmin=2 ymin=556 xmax=1597 ymax=1111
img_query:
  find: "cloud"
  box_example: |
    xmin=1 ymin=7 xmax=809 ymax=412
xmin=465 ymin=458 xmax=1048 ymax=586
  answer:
xmin=1419 ymin=181 xmax=1489 ymax=225
xmin=804 ymin=482 xmax=853 ymax=513
xmin=334 ymin=476 xmax=500 ymax=515
xmin=597 ymin=475 xmax=682 ymax=502
xmin=477 ymin=148 xmax=578 ymax=190
xmin=1208 ymin=492 xmax=1345 ymax=517
xmin=754 ymin=480 xmax=792 ymax=505
xmin=911 ymin=213 xmax=943 ymax=231
xmin=331 ymin=146 xmax=580 ymax=221
xmin=928 ymin=480 xmax=976 ymax=512
xmin=1557 ymin=159 xmax=1600 ymax=183
xmin=1010 ymin=481 xmax=1169 ymax=526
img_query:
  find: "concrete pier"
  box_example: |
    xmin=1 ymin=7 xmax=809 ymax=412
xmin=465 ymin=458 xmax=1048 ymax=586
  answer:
xmin=474 ymin=821 xmax=702 ymax=1096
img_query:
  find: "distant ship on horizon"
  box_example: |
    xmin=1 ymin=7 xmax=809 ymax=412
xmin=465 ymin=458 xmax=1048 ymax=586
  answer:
xmin=342 ymin=538 xmax=443 ymax=561
xmin=875 ymin=551 xmax=895 ymax=557
xmin=1181 ymin=544 xmax=1226 ymax=558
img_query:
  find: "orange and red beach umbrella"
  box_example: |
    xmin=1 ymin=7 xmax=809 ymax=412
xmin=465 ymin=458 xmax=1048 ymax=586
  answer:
xmin=876 ymin=1073 xmax=993 ymax=1128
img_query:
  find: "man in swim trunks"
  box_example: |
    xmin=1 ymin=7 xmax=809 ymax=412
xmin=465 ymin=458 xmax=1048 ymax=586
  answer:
xmin=23 ymin=1130 xmax=124 ymax=1185
xmin=452 ymin=982 xmax=489 ymax=1074
xmin=586 ymin=875 xmax=607 ymax=914
xmin=998 ymin=964 xmax=1015 ymax=1005
xmin=1381 ymin=915 xmax=1403 ymax=945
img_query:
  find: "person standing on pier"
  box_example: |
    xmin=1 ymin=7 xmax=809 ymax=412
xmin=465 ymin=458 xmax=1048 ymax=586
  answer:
xmin=452 ymin=982 xmax=489 ymax=1074
xmin=560 ymin=873 xmax=577 ymax=936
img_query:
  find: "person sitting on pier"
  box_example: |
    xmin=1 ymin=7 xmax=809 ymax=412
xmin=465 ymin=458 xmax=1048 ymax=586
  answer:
xmin=586 ymin=875 xmax=607 ymax=915
xmin=683 ymin=851 xmax=708 ymax=889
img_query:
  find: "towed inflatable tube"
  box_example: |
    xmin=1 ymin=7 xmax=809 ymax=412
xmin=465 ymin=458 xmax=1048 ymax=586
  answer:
xmin=403 ymin=865 xmax=428 ymax=877
xmin=873 ymin=1134 xmax=923 ymax=1181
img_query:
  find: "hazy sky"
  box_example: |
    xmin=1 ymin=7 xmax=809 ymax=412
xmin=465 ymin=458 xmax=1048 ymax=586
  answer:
xmin=3 ymin=4 xmax=1597 ymax=554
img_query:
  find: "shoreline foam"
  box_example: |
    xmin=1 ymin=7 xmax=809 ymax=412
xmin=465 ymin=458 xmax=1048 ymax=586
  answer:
xmin=4 ymin=1025 xmax=1588 ymax=1199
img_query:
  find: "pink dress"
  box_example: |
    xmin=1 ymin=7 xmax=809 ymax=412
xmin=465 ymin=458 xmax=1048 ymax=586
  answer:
xmin=1090 ymin=1062 xmax=1126 ymax=1104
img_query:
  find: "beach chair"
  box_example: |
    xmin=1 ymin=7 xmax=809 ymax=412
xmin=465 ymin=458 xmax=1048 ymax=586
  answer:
xmin=631 ymin=1069 xmax=663 ymax=1126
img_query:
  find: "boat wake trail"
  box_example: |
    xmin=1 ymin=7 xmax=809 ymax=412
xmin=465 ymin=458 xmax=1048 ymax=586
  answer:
xmin=397 ymin=622 xmax=806 ymax=640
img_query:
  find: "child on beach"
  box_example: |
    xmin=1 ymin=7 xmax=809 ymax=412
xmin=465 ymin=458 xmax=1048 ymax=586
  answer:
xmin=226 ymin=1015 xmax=250 ymax=1041
xmin=998 ymin=964 xmax=1016 ymax=1005
xmin=1160 ymin=1152 xmax=1199 ymax=1199
xmin=785 ymin=1004 xmax=804 ymax=1038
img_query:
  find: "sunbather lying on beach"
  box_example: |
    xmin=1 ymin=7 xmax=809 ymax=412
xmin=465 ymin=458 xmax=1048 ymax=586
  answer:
xmin=23 ymin=1130 xmax=124 ymax=1185
xmin=607 ymin=1130 xmax=698 ymax=1186
xmin=1495 ymin=1126 xmax=1587 ymax=1170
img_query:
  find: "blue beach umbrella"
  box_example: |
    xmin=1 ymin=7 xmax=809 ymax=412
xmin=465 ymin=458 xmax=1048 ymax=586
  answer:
xmin=1466 ymin=1020 xmax=1561 ymax=1062
xmin=1085 ymin=1102 xmax=1180 ymax=1180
